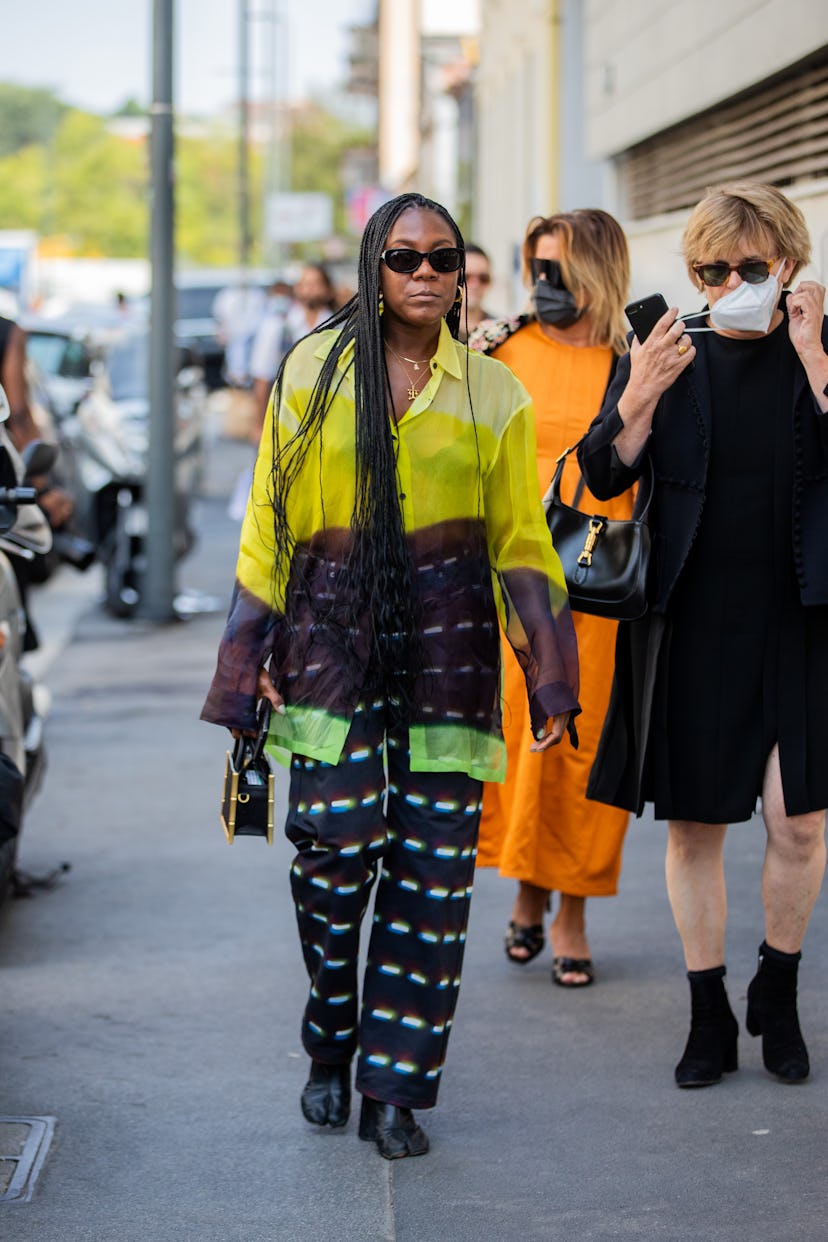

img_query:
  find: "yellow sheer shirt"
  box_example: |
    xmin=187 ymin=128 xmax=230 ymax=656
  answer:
xmin=202 ymin=319 xmax=580 ymax=782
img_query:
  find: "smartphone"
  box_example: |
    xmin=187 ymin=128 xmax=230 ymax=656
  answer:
xmin=625 ymin=293 xmax=670 ymax=344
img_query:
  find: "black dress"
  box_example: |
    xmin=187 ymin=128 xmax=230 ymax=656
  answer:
xmin=645 ymin=321 xmax=828 ymax=822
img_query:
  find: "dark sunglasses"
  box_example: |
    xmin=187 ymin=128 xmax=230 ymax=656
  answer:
xmin=529 ymin=258 xmax=566 ymax=289
xmin=381 ymin=246 xmax=465 ymax=275
xmin=692 ymin=259 xmax=776 ymax=287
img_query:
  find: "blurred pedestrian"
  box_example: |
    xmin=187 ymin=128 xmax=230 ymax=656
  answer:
xmin=202 ymin=191 xmax=580 ymax=1159
xmin=246 ymin=277 xmax=293 ymax=445
xmin=212 ymin=280 xmax=267 ymax=387
xmin=0 ymin=317 xmax=74 ymax=527
xmin=0 ymin=317 xmax=50 ymax=452
xmin=289 ymin=262 xmax=338 ymax=327
xmin=0 ymin=314 xmax=75 ymax=644
xmin=249 ymin=264 xmax=338 ymax=441
xmin=579 ymin=181 xmax=828 ymax=1087
xmin=472 ymin=210 xmax=632 ymax=987
xmin=457 ymin=244 xmax=497 ymax=343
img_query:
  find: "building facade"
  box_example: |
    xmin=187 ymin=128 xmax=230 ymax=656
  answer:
xmin=474 ymin=0 xmax=828 ymax=310
xmin=584 ymin=0 xmax=828 ymax=302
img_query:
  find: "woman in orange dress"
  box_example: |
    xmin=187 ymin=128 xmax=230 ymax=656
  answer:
xmin=472 ymin=210 xmax=633 ymax=986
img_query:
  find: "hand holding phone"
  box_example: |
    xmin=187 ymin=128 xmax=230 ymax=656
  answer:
xmin=625 ymin=293 xmax=695 ymax=372
xmin=625 ymin=293 xmax=670 ymax=344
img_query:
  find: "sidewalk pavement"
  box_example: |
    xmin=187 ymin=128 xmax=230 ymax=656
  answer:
xmin=1 ymin=435 xmax=827 ymax=1240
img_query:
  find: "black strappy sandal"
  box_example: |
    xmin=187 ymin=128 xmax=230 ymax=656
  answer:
xmin=504 ymin=920 xmax=545 ymax=965
xmin=552 ymin=956 xmax=595 ymax=987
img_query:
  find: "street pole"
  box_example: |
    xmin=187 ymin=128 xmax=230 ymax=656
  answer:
xmin=263 ymin=0 xmax=285 ymax=273
xmin=239 ymin=0 xmax=251 ymax=274
xmin=143 ymin=0 xmax=177 ymax=620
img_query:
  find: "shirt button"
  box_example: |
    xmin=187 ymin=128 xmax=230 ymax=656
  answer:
xmin=399 ymin=492 xmax=406 ymax=500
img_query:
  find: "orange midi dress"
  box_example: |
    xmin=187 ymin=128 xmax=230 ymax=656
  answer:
xmin=477 ymin=322 xmax=631 ymax=895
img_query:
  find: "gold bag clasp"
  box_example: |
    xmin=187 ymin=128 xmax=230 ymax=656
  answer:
xmin=577 ymin=517 xmax=605 ymax=568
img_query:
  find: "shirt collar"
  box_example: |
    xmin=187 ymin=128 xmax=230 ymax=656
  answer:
xmin=314 ymin=318 xmax=463 ymax=379
xmin=432 ymin=318 xmax=463 ymax=379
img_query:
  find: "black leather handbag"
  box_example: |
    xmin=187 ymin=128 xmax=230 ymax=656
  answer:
xmin=221 ymin=702 xmax=275 ymax=845
xmin=543 ymin=441 xmax=652 ymax=621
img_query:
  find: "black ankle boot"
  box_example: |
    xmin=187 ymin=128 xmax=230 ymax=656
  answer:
xmin=300 ymin=1060 xmax=352 ymax=1127
xmin=746 ymin=941 xmax=809 ymax=1083
xmin=358 ymin=1096 xmax=429 ymax=1160
xmin=675 ymin=965 xmax=739 ymax=1088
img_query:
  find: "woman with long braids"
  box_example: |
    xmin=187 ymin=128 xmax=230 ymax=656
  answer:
xmin=202 ymin=193 xmax=580 ymax=1159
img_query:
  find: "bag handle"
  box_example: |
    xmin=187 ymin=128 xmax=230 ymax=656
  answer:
xmin=549 ymin=436 xmax=653 ymax=522
xmin=232 ymin=699 xmax=273 ymax=772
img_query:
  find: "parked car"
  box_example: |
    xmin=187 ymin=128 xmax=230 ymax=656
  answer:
xmin=22 ymin=319 xmax=97 ymax=421
xmin=174 ymin=270 xmax=272 ymax=390
xmin=173 ymin=276 xmax=227 ymax=390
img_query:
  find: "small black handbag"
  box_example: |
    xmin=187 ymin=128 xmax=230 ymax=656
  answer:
xmin=543 ymin=441 xmax=652 ymax=621
xmin=221 ymin=702 xmax=275 ymax=845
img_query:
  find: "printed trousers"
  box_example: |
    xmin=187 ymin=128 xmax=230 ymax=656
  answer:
xmin=285 ymin=700 xmax=483 ymax=1110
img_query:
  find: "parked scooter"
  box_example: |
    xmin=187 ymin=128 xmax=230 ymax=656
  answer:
xmin=57 ymin=328 xmax=207 ymax=617
xmin=0 ymin=389 xmax=54 ymax=909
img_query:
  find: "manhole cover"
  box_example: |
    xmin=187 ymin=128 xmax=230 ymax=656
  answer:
xmin=0 ymin=1117 xmax=55 ymax=1203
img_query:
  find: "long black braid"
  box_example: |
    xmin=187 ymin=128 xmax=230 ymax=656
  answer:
xmin=264 ymin=192 xmax=469 ymax=719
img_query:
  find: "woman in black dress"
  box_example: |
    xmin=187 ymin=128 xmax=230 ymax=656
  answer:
xmin=579 ymin=182 xmax=828 ymax=1088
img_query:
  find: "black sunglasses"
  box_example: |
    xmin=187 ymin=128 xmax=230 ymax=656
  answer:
xmin=529 ymin=258 xmax=566 ymax=289
xmin=381 ymin=246 xmax=465 ymax=275
xmin=692 ymin=259 xmax=776 ymax=287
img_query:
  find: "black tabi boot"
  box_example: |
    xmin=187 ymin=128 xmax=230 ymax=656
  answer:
xmin=746 ymin=941 xmax=810 ymax=1083
xmin=300 ymin=1059 xmax=352 ymax=1127
xmin=675 ymin=965 xmax=739 ymax=1088
xmin=358 ymin=1096 xmax=430 ymax=1160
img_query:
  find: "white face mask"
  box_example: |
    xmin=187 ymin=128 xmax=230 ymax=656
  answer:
xmin=707 ymin=264 xmax=783 ymax=333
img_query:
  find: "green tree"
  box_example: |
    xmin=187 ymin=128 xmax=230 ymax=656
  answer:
xmin=287 ymin=104 xmax=373 ymax=248
xmin=0 ymin=108 xmax=147 ymax=252
xmin=0 ymin=83 xmax=66 ymax=158
xmin=0 ymin=85 xmax=375 ymax=264
xmin=51 ymin=111 xmax=147 ymax=255
xmin=176 ymin=126 xmax=262 ymax=267
xmin=0 ymin=143 xmax=45 ymax=231
xmin=113 ymin=97 xmax=146 ymax=118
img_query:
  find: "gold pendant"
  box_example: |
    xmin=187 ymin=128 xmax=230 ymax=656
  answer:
xmin=412 ymin=362 xmax=420 ymax=370
xmin=407 ymin=384 xmax=418 ymax=400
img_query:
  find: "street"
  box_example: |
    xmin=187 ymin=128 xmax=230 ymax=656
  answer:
xmin=1 ymin=432 xmax=827 ymax=1242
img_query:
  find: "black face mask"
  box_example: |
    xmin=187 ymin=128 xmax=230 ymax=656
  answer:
xmin=534 ymin=279 xmax=583 ymax=328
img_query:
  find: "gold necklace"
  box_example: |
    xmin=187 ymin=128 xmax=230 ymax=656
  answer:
xmin=385 ymin=341 xmax=432 ymax=371
xmin=385 ymin=344 xmax=432 ymax=401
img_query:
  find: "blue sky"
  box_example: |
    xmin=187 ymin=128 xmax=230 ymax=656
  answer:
xmin=0 ymin=0 xmax=375 ymax=114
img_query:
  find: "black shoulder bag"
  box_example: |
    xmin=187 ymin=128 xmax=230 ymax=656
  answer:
xmin=543 ymin=441 xmax=653 ymax=621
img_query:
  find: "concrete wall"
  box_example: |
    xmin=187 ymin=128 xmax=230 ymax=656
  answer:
xmin=473 ymin=0 xmax=828 ymax=312
xmin=559 ymin=0 xmax=609 ymax=212
xmin=474 ymin=0 xmax=558 ymax=313
xmin=584 ymin=0 xmax=828 ymax=159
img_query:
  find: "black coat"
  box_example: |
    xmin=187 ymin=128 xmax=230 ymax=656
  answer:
xmin=577 ymin=305 xmax=828 ymax=814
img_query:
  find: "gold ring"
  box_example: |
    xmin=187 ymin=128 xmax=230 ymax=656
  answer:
xmin=677 ymin=343 xmax=689 ymax=356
